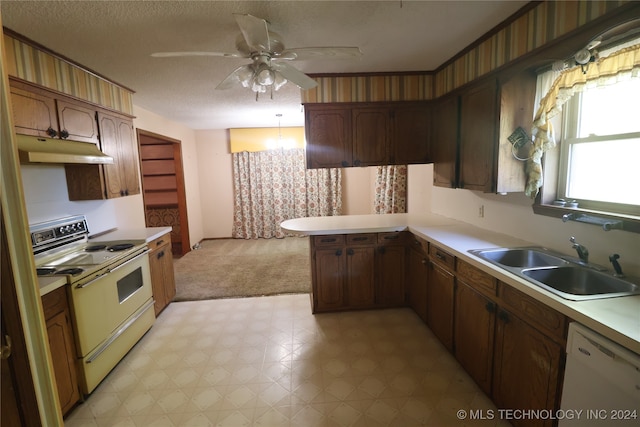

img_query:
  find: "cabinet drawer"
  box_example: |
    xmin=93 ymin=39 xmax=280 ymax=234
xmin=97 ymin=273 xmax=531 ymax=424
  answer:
xmin=377 ymin=231 xmax=408 ymax=245
xmin=498 ymin=282 xmax=567 ymax=342
xmin=429 ymin=244 xmax=456 ymax=271
xmin=347 ymin=233 xmax=376 ymax=246
xmin=313 ymin=235 xmax=345 ymax=247
xmin=42 ymin=286 xmax=68 ymax=320
xmin=148 ymin=233 xmax=171 ymax=252
xmin=457 ymin=260 xmax=497 ymax=296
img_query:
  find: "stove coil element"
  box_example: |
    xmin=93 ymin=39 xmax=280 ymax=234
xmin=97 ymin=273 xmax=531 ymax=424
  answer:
xmin=85 ymin=244 xmax=107 ymax=252
xmin=108 ymin=243 xmax=135 ymax=252
xmin=37 ymin=267 xmax=56 ymax=276
xmin=55 ymin=268 xmax=84 ymax=276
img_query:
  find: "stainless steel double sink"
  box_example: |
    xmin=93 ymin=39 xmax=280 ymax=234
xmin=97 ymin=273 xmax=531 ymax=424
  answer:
xmin=468 ymin=247 xmax=640 ymax=301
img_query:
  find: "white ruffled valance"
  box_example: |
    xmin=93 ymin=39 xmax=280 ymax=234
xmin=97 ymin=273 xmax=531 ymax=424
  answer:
xmin=525 ymin=44 xmax=640 ymax=198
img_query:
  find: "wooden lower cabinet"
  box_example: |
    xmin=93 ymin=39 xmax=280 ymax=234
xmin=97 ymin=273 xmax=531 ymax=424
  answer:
xmin=376 ymin=233 xmax=407 ymax=307
xmin=407 ymin=241 xmax=429 ymax=322
xmin=426 ymin=260 xmax=455 ymax=351
xmin=345 ymin=246 xmax=376 ymax=308
xmin=148 ymin=232 xmax=176 ymax=315
xmin=454 ymin=280 xmax=496 ymax=395
xmin=42 ymin=286 xmax=80 ymax=417
xmin=492 ymin=308 xmax=564 ymax=427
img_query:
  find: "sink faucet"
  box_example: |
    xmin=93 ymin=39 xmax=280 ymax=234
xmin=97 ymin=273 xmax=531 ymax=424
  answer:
xmin=569 ymin=236 xmax=589 ymax=263
xmin=609 ymin=254 xmax=625 ymax=277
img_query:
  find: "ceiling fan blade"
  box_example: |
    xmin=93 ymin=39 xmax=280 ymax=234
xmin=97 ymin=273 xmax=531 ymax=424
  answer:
xmin=234 ymin=13 xmax=271 ymax=52
xmin=271 ymin=62 xmax=318 ymax=90
xmin=151 ymin=51 xmax=246 ymax=58
xmin=276 ymin=47 xmax=362 ymax=61
xmin=215 ymin=65 xmax=255 ymax=90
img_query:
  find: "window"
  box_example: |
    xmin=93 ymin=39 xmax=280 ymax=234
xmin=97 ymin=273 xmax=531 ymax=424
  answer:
xmin=559 ymin=78 xmax=640 ymax=215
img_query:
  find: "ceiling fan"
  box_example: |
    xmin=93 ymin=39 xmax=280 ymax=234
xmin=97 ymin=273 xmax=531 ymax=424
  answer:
xmin=152 ymin=13 xmax=362 ymax=98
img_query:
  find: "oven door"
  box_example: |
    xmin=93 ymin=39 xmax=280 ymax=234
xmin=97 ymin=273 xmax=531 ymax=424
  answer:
xmin=69 ymin=250 xmax=153 ymax=356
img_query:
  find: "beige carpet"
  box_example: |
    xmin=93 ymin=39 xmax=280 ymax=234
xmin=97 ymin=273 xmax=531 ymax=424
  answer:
xmin=172 ymin=237 xmax=310 ymax=301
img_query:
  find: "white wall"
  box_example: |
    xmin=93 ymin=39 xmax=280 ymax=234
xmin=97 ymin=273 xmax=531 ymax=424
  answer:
xmin=21 ymin=161 xmax=145 ymax=235
xmin=195 ymin=130 xmax=234 ymax=238
xmin=406 ymin=167 xmax=640 ymax=277
xmin=133 ymin=106 xmax=204 ymax=246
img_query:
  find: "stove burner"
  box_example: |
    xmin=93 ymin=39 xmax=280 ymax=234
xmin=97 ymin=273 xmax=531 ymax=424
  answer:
xmin=108 ymin=243 xmax=135 ymax=252
xmin=37 ymin=267 xmax=56 ymax=276
xmin=85 ymin=244 xmax=107 ymax=252
xmin=56 ymin=268 xmax=84 ymax=276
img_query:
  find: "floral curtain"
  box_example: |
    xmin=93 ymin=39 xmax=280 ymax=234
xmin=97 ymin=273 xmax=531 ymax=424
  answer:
xmin=232 ymin=148 xmax=342 ymax=239
xmin=525 ymin=43 xmax=640 ymax=198
xmin=374 ymin=165 xmax=407 ymax=214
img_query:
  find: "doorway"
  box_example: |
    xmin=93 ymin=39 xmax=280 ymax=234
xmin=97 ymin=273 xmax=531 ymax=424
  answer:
xmin=136 ymin=129 xmax=190 ymax=256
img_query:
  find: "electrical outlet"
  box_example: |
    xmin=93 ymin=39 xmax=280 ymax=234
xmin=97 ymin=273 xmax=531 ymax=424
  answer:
xmin=478 ymin=205 xmax=485 ymax=218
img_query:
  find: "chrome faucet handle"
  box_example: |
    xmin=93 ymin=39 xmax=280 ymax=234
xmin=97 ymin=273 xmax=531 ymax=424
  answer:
xmin=569 ymin=236 xmax=589 ymax=263
xmin=569 ymin=236 xmax=578 ymax=244
xmin=609 ymin=254 xmax=625 ymax=277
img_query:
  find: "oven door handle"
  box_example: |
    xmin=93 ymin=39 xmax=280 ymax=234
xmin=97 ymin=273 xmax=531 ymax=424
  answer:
xmin=75 ymin=249 xmax=149 ymax=289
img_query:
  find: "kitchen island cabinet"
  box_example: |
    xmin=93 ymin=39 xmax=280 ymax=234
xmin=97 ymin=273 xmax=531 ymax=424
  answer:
xmin=148 ymin=231 xmax=176 ymax=315
xmin=41 ymin=286 xmax=80 ymax=417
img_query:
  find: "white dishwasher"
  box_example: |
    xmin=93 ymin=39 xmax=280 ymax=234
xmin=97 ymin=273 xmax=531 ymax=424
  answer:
xmin=559 ymin=322 xmax=640 ymax=426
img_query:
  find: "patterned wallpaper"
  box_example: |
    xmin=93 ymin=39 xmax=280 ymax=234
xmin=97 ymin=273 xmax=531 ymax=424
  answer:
xmin=3 ymin=33 xmax=134 ymax=115
xmin=302 ymin=0 xmax=629 ymax=103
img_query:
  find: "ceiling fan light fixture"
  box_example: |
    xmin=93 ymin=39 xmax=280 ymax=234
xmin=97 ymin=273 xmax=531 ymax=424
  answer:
xmin=273 ymin=73 xmax=288 ymax=91
xmin=256 ymin=67 xmax=275 ymax=86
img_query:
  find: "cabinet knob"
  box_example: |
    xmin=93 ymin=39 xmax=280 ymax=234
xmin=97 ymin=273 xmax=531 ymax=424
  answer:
xmin=378 ymin=247 xmax=386 ymax=255
xmin=341 ymin=161 xmax=349 ymax=167
xmin=485 ymin=301 xmax=496 ymax=313
xmin=157 ymin=251 xmax=165 ymax=259
xmin=59 ymin=129 xmax=69 ymax=139
xmin=354 ymin=159 xmax=361 ymax=167
xmin=347 ymin=248 xmax=355 ymax=256
xmin=421 ymin=258 xmax=427 ymax=265
xmin=46 ymin=127 xmax=58 ymax=138
xmin=1 ymin=335 xmax=12 ymax=360
xmin=498 ymin=310 xmax=510 ymax=323
xmin=335 ymin=249 xmax=342 ymax=256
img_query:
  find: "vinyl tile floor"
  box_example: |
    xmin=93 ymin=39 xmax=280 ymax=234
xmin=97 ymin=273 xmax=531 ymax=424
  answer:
xmin=64 ymin=294 xmax=510 ymax=427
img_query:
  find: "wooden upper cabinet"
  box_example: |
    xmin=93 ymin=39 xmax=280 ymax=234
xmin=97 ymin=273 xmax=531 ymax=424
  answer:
xmin=66 ymin=112 xmax=140 ymax=200
xmin=432 ymin=95 xmax=459 ymax=188
xmin=98 ymin=112 xmax=140 ymax=198
xmin=305 ymin=102 xmax=431 ymax=169
xmin=305 ymin=106 xmax=352 ymax=168
xmin=55 ymin=99 xmax=100 ymax=144
xmin=459 ymin=79 xmax=499 ymax=192
xmin=9 ymin=80 xmax=99 ymax=144
xmin=352 ymin=107 xmax=389 ymax=166
xmin=392 ymin=104 xmax=431 ymax=165
xmin=10 ymin=85 xmax=58 ymax=138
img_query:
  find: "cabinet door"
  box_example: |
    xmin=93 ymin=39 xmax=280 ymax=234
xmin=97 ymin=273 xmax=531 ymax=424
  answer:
xmin=459 ymin=79 xmax=498 ymax=192
xmin=426 ymin=261 xmax=455 ymax=351
xmin=56 ymin=99 xmax=100 ymax=144
xmin=493 ymin=309 xmax=563 ymax=427
xmin=10 ymin=86 xmax=58 ymax=138
xmin=454 ymin=280 xmax=496 ymax=395
xmin=149 ymin=246 xmax=167 ymax=316
xmin=392 ymin=104 xmax=431 ymax=164
xmin=407 ymin=246 xmax=428 ymax=322
xmin=431 ymin=95 xmax=459 ymax=188
xmin=117 ymin=118 xmax=141 ymax=196
xmin=346 ymin=246 xmax=375 ymax=308
xmin=376 ymin=244 xmax=406 ymax=307
xmin=42 ymin=287 xmax=80 ymax=416
xmin=352 ymin=108 xmax=389 ymax=166
xmin=305 ymin=106 xmax=352 ymax=168
xmin=313 ymin=247 xmax=346 ymax=311
xmin=98 ymin=112 xmax=140 ymax=198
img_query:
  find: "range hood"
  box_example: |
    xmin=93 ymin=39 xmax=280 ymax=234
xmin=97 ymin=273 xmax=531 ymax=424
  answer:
xmin=17 ymin=135 xmax=114 ymax=165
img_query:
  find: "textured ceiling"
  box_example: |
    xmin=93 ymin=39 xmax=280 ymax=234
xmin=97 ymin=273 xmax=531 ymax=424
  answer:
xmin=1 ymin=1 xmax=529 ymax=129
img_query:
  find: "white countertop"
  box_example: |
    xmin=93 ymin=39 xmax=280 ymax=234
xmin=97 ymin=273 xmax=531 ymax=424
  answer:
xmin=38 ymin=227 xmax=172 ymax=296
xmin=281 ymin=214 xmax=640 ymax=355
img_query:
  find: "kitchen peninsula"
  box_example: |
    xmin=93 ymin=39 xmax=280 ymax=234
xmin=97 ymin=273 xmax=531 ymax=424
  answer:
xmin=281 ymin=213 xmax=640 ymax=354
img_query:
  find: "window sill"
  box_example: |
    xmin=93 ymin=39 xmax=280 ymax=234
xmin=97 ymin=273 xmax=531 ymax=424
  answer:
xmin=532 ymin=203 xmax=640 ymax=234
